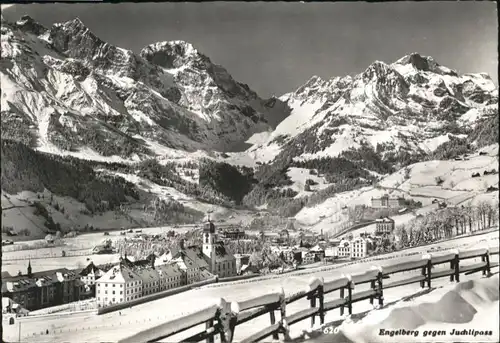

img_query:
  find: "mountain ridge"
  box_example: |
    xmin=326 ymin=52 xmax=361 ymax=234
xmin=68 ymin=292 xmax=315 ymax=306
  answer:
xmin=1 ymin=15 xmax=498 ymax=238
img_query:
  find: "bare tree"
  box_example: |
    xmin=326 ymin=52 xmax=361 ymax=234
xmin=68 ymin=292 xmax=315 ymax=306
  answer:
xmin=347 ymin=205 xmax=365 ymax=225
xmin=476 ymin=201 xmax=490 ymax=231
xmin=463 ymin=204 xmax=475 ymax=233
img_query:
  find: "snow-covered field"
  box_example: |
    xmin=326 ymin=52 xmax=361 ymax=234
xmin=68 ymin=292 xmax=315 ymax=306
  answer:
xmin=0 ymin=224 xmax=198 ymax=275
xmin=285 ymin=168 xmax=331 ymax=197
xmin=306 ymin=274 xmax=499 ymax=343
xmin=1 ymin=190 xmax=142 ymax=239
xmin=2 ymin=230 xmax=497 ymax=343
xmin=296 ymin=144 xmax=499 ymax=233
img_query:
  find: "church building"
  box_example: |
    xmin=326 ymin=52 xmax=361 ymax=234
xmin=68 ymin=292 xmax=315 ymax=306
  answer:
xmin=202 ymin=220 xmax=237 ymax=278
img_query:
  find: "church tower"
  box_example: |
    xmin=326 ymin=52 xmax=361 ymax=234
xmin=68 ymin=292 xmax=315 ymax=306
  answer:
xmin=27 ymin=260 xmax=32 ymax=277
xmin=203 ymin=220 xmax=216 ymax=273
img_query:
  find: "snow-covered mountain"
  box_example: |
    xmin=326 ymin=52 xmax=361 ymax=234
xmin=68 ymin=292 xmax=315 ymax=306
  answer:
xmin=0 ymin=15 xmax=290 ymax=161
xmin=1 ymin=15 xmax=498 ymax=237
xmin=247 ymin=53 xmax=498 ymax=167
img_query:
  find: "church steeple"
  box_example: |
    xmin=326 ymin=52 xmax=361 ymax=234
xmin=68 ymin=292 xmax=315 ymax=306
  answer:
xmin=203 ymin=217 xmax=216 ymax=273
xmin=27 ymin=260 xmax=32 ymax=277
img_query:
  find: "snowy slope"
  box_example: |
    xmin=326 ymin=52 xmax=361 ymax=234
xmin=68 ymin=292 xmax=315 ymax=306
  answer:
xmin=248 ymin=53 xmax=497 ymax=165
xmin=295 ymin=144 xmax=499 ymax=232
xmin=1 ymin=15 xmax=289 ymax=161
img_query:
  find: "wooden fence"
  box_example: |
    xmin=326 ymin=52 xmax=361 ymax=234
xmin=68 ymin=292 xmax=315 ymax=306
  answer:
xmin=118 ymin=246 xmax=499 ymax=343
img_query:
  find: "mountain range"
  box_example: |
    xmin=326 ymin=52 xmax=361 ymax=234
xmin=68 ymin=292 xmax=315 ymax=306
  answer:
xmin=1 ymin=15 xmax=498 ymax=238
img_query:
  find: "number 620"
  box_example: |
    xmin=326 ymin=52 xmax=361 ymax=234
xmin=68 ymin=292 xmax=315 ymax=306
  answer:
xmin=323 ymin=326 xmax=340 ymax=334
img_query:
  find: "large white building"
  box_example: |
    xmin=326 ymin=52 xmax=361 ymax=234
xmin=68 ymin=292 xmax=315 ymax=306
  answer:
xmin=337 ymin=239 xmax=351 ymax=258
xmin=350 ymin=237 xmax=372 ymax=258
xmin=95 ymin=265 xmax=142 ymax=307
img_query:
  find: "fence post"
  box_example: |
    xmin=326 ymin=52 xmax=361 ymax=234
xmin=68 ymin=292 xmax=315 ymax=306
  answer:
xmin=484 ymin=249 xmax=491 ymax=277
xmin=449 ymin=256 xmax=455 ymax=282
xmin=372 ymin=266 xmax=384 ymax=308
xmin=369 ymin=279 xmax=375 ymax=305
xmin=343 ymin=274 xmax=353 ymax=315
xmin=452 ymin=250 xmax=460 ymax=282
xmin=318 ymin=280 xmax=325 ymax=325
xmin=205 ymin=318 xmax=214 ymax=343
xmin=269 ymin=306 xmax=278 ymax=340
xmin=422 ymin=254 xmax=432 ymax=288
xmin=222 ymin=301 xmax=239 ymax=343
xmin=340 ymin=286 xmax=345 ymax=316
xmin=278 ymin=288 xmax=291 ymax=342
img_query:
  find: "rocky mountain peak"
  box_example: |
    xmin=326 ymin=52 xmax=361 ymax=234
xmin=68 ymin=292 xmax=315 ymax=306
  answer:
xmin=15 ymin=15 xmax=47 ymax=36
xmin=393 ymin=52 xmax=458 ymax=77
xmin=49 ymin=17 xmax=105 ymax=57
xmin=140 ymin=40 xmax=208 ymax=70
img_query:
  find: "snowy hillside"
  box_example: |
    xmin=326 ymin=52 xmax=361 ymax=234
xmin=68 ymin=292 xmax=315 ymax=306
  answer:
xmin=296 ymin=144 xmax=499 ymax=233
xmin=0 ymin=15 xmax=290 ymax=160
xmin=248 ymin=53 xmax=497 ymax=165
xmin=1 ymin=15 xmax=498 ymax=238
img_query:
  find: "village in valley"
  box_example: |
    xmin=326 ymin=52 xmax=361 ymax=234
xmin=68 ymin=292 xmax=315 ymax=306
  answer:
xmin=1 ymin=2 xmax=499 ymax=342
xmin=3 ymin=189 xmax=498 ymax=314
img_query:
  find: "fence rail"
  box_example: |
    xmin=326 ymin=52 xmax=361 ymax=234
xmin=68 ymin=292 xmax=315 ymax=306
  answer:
xmin=2 ymin=250 xmax=93 ymax=261
xmin=118 ymin=246 xmax=500 ymax=343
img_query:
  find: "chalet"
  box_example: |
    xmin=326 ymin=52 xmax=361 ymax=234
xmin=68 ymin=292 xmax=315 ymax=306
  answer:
xmin=92 ymin=244 xmax=114 ymax=254
xmin=479 ymin=151 xmax=488 ymax=156
xmin=1 ymin=262 xmax=83 ymax=311
xmin=302 ymin=251 xmax=316 ymax=265
xmin=309 ymin=245 xmax=325 ymax=260
xmin=431 ymin=199 xmax=440 ymax=204
xmin=371 ymin=194 xmax=405 ymax=209
xmin=234 ymin=254 xmax=250 ymax=274
xmin=487 ymin=186 xmax=499 ymax=192
xmin=472 ymin=172 xmax=481 ymax=178
xmin=45 ymin=234 xmax=55 ymax=244
xmin=438 ymin=201 xmax=447 ymax=209
xmin=375 ymin=217 xmax=395 ymax=235
xmin=325 ymin=240 xmax=340 ymax=259
xmin=240 ymin=264 xmax=260 ymax=275
xmin=79 ymin=262 xmax=104 ymax=287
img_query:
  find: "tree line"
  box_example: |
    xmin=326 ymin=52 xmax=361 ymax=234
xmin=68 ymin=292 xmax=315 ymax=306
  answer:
xmin=395 ymin=201 xmax=499 ymax=249
xmin=1 ymin=139 xmax=139 ymax=214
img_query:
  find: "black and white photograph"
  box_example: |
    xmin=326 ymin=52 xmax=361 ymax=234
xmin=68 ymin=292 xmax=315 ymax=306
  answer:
xmin=1 ymin=1 xmax=499 ymax=342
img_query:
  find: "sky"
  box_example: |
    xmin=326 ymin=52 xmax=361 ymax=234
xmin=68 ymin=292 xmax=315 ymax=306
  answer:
xmin=1 ymin=2 xmax=498 ymax=97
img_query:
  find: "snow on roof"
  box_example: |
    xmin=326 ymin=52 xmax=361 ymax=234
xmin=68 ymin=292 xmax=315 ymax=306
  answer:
xmin=310 ymin=245 xmax=324 ymax=252
xmin=79 ymin=262 xmax=103 ymax=277
xmin=135 ymin=268 xmax=161 ymax=284
xmin=375 ymin=217 xmax=395 ymax=223
xmin=338 ymin=239 xmax=350 ymax=247
xmin=98 ymin=265 xmax=140 ymax=284
xmin=156 ymin=264 xmax=183 ymax=278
